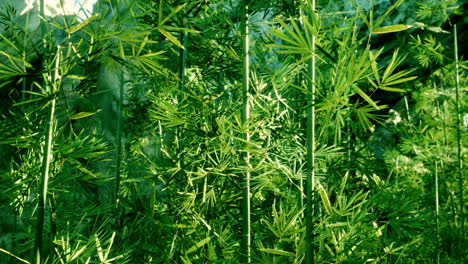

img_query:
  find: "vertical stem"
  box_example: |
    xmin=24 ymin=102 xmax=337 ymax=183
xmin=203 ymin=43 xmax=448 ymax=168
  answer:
xmin=241 ymin=1 xmax=251 ymax=262
xmin=34 ymin=45 xmax=60 ymax=264
xmin=114 ymin=70 xmax=124 ymax=223
xmin=306 ymin=0 xmax=316 ymax=263
xmin=177 ymin=21 xmax=188 ymax=178
xmin=34 ymin=2 xmax=46 ymax=261
xmin=434 ymin=160 xmax=440 ymax=264
xmin=434 ymin=81 xmax=448 ymax=145
xmin=179 ymin=31 xmax=188 ymax=91
xmin=453 ymin=24 xmax=464 ymax=252
xmin=404 ymin=95 xmax=411 ymax=121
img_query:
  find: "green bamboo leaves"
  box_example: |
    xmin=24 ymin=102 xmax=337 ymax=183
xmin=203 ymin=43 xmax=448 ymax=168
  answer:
xmin=269 ymin=11 xmax=322 ymax=65
xmin=368 ymin=48 xmax=417 ymax=93
xmin=154 ymin=0 xmax=198 ymax=49
xmin=0 ymin=33 xmax=33 ymax=88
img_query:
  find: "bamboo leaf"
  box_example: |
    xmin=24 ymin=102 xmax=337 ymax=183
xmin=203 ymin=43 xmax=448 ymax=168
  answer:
xmin=369 ymin=48 xmax=384 ymax=85
xmin=382 ymin=49 xmax=402 ymax=83
xmin=186 ymin=237 xmax=211 ymax=254
xmin=157 ymin=27 xmax=183 ymax=48
xmin=259 ymin=248 xmax=295 ymax=257
xmin=159 ymin=3 xmax=186 ymax=26
xmin=70 ymin=111 xmax=99 ymax=120
xmin=379 ymin=86 xmax=406 ymax=93
xmin=162 ymin=25 xmax=199 ymax=33
xmin=39 ymin=15 xmax=65 ymax=31
xmin=372 ymin=24 xmax=413 ymax=34
xmin=0 ymin=33 xmax=20 ymax=53
xmin=67 ymin=13 xmax=99 ymax=34
xmin=318 ymin=183 xmax=333 ymax=215
xmin=384 ymin=68 xmax=417 ymax=83
xmin=383 ymin=76 xmax=417 ymax=86
xmin=352 ymin=84 xmax=380 ymax=110
xmin=374 ymin=0 xmax=405 ymax=27
xmin=0 ymin=248 xmax=30 ymax=264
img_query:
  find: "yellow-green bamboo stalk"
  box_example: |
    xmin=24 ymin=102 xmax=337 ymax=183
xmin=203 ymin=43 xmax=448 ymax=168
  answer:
xmin=34 ymin=45 xmax=61 ymax=264
xmin=241 ymin=1 xmax=251 ymax=262
xmin=434 ymin=160 xmax=440 ymax=264
xmin=305 ymin=0 xmax=316 ymax=263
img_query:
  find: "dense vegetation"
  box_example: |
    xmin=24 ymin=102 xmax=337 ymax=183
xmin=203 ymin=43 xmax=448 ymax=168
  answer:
xmin=0 ymin=0 xmax=466 ymax=263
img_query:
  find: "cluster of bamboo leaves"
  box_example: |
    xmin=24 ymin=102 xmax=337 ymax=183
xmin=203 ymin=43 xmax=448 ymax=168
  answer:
xmin=0 ymin=0 xmax=466 ymax=263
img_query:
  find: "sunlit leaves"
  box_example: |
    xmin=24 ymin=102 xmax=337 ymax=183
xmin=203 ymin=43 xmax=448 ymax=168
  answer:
xmin=153 ymin=0 xmax=199 ymax=49
xmin=368 ymin=49 xmax=417 ymax=93
xmin=66 ymin=13 xmax=100 ymax=34
xmin=268 ymin=13 xmax=322 ymax=63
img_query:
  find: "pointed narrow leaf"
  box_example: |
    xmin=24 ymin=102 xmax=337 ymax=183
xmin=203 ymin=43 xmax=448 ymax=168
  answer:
xmin=67 ymin=14 xmax=99 ymax=34
xmin=318 ymin=183 xmax=333 ymax=215
xmin=352 ymin=84 xmax=380 ymax=110
xmin=159 ymin=4 xmax=186 ymax=26
xmin=157 ymin=27 xmax=183 ymax=48
xmin=372 ymin=24 xmax=412 ymax=34
xmin=0 ymin=34 xmax=20 ymax=53
xmin=186 ymin=237 xmax=211 ymax=254
xmin=259 ymin=248 xmax=295 ymax=257
xmin=379 ymin=86 xmax=406 ymax=93
xmin=70 ymin=111 xmax=99 ymax=120
xmin=374 ymin=0 xmax=405 ymax=27
xmin=383 ymin=76 xmax=417 ymax=86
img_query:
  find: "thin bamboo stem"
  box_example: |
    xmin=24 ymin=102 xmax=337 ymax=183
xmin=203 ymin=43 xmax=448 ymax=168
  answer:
xmin=306 ymin=0 xmax=316 ymax=263
xmin=179 ymin=31 xmax=188 ymax=91
xmin=241 ymin=1 xmax=251 ymax=262
xmin=114 ymin=71 xmax=124 ymax=222
xmin=34 ymin=45 xmax=60 ymax=264
xmin=453 ymin=24 xmax=464 ymax=253
xmin=434 ymin=160 xmax=440 ymax=264
xmin=404 ymin=95 xmax=411 ymax=121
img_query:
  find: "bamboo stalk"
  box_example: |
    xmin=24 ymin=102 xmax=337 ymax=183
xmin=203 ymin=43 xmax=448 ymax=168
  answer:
xmin=241 ymin=1 xmax=251 ymax=262
xmin=305 ymin=0 xmax=316 ymax=263
xmin=34 ymin=45 xmax=60 ymax=264
xmin=434 ymin=160 xmax=440 ymax=264
xmin=114 ymin=70 xmax=124 ymax=223
xmin=453 ymin=24 xmax=464 ymax=254
xmin=404 ymin=95 xmax=411 ymax=121
xmin=179 ymin=30 xmax=188 ymax=91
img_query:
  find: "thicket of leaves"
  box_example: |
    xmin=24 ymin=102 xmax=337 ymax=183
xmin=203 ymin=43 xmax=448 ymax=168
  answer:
xmin=0 ymin=0 xmax=466 ymax=263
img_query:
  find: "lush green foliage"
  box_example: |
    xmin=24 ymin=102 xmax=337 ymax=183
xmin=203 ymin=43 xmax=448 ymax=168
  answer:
xmin=0 ymin=0 xmax=466 ymax=263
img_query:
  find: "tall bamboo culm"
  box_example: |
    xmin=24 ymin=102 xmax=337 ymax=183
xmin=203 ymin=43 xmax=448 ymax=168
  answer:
xmin=34 ymin=46 xmax=60 ymax=264
xmin=434 ymin=160 xmax=440 ymax=264
xmin=453 ymin=24 xmax=464 ymax=257
xmin=241 ymin=0 xmax=251 ymax=262
xmin=34 ymin=0 xmax=52 ymax=262
xmin=305 ymin=0 xmax=316 ymax=263
xmin=114 ymin=70 xmax=124 ymax=225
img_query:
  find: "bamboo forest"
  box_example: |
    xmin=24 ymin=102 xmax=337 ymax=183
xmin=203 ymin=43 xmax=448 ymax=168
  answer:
xmin=0 ymin=0 xmax=466 ymax=263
